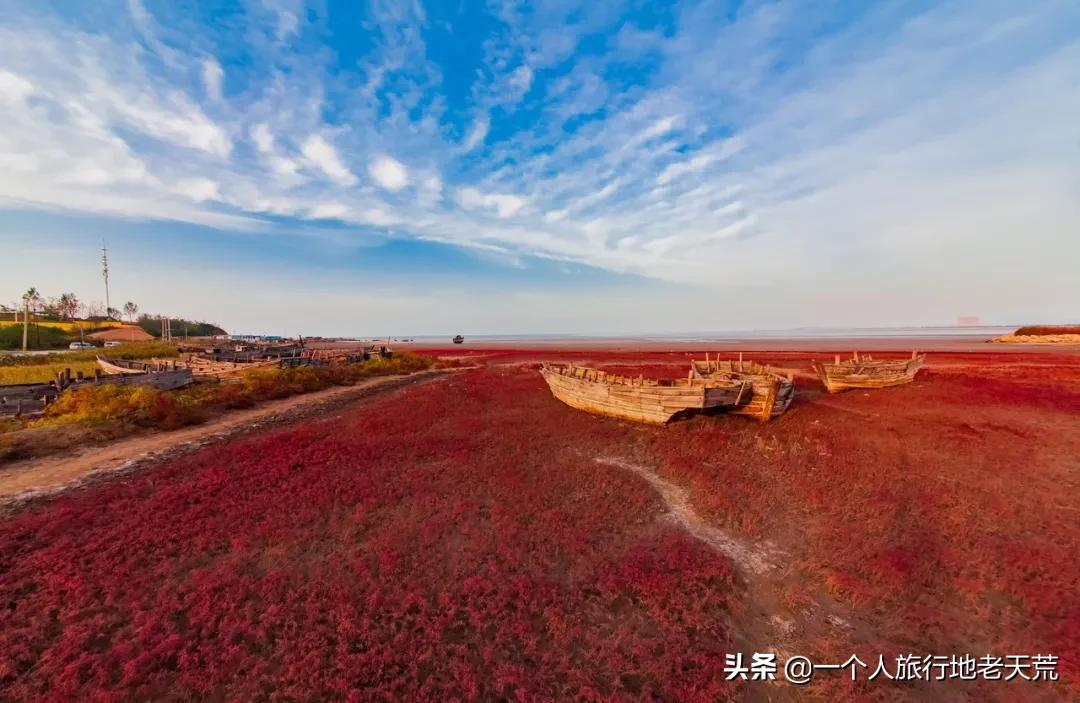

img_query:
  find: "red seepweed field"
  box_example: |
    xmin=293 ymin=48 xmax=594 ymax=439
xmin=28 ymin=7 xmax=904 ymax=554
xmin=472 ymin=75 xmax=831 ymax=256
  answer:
xmin=1 ymin=347 xmax=1078 ymax=701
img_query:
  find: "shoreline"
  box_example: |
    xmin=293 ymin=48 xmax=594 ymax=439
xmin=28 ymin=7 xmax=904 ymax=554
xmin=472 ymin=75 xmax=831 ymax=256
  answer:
xmin=392 ymin=336 xmax=1080 ymax=354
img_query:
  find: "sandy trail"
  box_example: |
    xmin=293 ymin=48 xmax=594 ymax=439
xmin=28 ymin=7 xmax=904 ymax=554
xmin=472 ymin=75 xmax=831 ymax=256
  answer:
xmin=0 ymin=369 xmax=454 ymax=509
xmin=596 ymin=456 xmax=782 ymax=576
xmin=597 ymin=455 xmax=878 ymax=694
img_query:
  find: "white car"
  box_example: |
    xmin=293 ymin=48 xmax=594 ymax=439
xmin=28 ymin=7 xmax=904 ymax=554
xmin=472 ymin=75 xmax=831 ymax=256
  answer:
xmin=103 ymin=341 xmax=122 ymax=348
xmin=68 ymin=341 xmax=95 ymax=350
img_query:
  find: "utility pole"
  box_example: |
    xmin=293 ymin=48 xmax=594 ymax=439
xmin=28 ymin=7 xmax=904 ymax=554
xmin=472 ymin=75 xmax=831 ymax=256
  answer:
xmin=21 ymin=287 xmax=38 ymax=352
xmin=101 ymin=243 xmax=111 ymax=319
xmin=21 ymin=296 xmax=29 ymax=352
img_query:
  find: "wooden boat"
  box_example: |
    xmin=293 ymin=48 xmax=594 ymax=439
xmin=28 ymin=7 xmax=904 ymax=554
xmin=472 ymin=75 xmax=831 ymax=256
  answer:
xmin=184 ymin=355 xmax=280 ymax=379
xmin=812 ymin=351 xmax=925 ymax=393
xmin=99 ymin=368 xmax=194 ymax=391
xmin=691 ymin=354 xmax=795 ymax=421
xmin=96 ymin=356 xmax=182 ymax=375
xmin=97 ymin=356 xmax=146 ymax=375
xmin=539 ymin=362 xmax=749 ymax=425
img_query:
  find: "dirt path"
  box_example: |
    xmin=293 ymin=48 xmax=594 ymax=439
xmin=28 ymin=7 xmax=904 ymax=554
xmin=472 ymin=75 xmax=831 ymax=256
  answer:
xmin=597 ymin=455 xmax=879 ymax=696
xmin=0 ymin=369 xmax=455 ymax=509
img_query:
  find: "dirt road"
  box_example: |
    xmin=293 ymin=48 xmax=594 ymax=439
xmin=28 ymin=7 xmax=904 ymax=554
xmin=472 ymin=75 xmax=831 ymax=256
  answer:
xmin=0 ymin=369 xmax=452 ymax=508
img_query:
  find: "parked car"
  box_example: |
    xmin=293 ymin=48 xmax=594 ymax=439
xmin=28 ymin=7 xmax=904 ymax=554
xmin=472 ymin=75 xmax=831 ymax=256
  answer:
xmin=103 ymin=341 xmax=122 ymax=348
xmin=68 ymin=341 xmax=95 ymax=350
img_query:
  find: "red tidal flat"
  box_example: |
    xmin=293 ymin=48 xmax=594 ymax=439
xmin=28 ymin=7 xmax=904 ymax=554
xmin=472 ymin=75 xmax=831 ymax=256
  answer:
xmin=1 ymin=350 xmax=1078 ymax=701
xmin=0 ymin=368 xmax=736 ymax=702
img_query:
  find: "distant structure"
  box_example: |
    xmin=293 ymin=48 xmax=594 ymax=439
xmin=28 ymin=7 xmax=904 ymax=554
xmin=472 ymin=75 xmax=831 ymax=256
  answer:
xmin=160 ymin=316 xmax=173 ymax=342
xmin=101 ymin=243 xmax=111 ymax=318
xmin=88 ymin=325 xmax=154 ymax=343
xmin=956 ymin=316 xmax=980 ymax=327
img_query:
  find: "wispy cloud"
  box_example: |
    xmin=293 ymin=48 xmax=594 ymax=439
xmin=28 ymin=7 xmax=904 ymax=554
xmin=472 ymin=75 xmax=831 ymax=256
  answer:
xmin=0 ymin=0 xmax=1076 ymax=301
xmin=201 ymin=59 xmax=224 ymax=101
xmin=300 ymin=135 xmax=357 ymax=186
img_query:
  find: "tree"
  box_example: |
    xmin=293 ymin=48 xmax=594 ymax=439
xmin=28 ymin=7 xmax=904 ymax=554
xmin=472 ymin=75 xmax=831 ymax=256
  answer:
xmin=123 ymin=301 xmax=138 ymax=322
xmin=57 ymin=293 xmax=80 ymax=321
xmin=42 ymin=297 xmax=60 ymax=320
xmin=21 ymin=287 xmax=41 ymax=351
xmin=106 ymin=307 xmax=120 ymax=321
xmin=84 ymin=301 xmax=105 ymax=319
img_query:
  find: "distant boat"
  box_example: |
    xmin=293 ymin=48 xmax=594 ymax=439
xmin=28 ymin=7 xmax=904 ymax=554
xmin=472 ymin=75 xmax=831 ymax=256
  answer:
xmin=540 ymin=362 xmax=749 ymax=425
xmin=452 ymin=335 xmax=464 ymax=344
xmin=812 ymin=351 xmax=925 ymax=392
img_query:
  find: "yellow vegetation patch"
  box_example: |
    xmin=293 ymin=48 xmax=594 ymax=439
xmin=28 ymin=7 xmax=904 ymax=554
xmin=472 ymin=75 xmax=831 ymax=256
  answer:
xmin=0 ymin=361 xmax=102 ymax=385
xmin=0 ymin=320 xmax=124 ymax=332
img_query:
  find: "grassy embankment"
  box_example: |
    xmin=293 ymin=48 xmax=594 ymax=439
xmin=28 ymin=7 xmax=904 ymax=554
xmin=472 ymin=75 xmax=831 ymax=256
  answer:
xmin=0 ymin=343 xmax=180 ymax=384
xmin=0 ymin=320 xmax=123 ymax=351
xmin=0 ymin=352 xmax=440 ymax=462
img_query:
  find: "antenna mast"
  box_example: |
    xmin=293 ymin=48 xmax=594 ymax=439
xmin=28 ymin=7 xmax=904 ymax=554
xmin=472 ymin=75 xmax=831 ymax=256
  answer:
xmin=101 ymin=243 xmax=111 ymax=319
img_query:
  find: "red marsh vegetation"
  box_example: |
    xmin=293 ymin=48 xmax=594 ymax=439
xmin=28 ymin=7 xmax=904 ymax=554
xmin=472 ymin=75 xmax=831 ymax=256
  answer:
xmin=1012 ymin=325 xmax=1080 ymax=336
xmin=1 ymin=350 xmax=1077 ymax=700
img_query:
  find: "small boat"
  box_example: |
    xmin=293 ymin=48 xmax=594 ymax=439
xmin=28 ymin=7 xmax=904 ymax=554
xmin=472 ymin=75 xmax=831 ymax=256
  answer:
xmin=691 ymin=354 xmax=795 ymax=421
xmin=452 ymin=335 xmax=464 ymax=344
xmin=97 ymin=356 xmax=146 ymax=375
xmin=540 ymin=362 xmax=749 ymax=425
xmin=812 ymin=351 xmax=926 ymax=393
xmin=97 ymin=356 xmax=182 ymax=375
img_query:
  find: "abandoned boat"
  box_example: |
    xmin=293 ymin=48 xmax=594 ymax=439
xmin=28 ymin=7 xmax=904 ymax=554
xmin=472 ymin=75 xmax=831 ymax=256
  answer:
xmin=96 ymin=356 xmax=183 ymax=375
xmin=812 ymin=351 xmax=926 ymax=393
xmin=183 ymin=355 xmax=281 ymax=379
xmin=539 ymin=362 xmax=749 ymax=425
xmin=691 ymin=354 xmax=796 ymax=421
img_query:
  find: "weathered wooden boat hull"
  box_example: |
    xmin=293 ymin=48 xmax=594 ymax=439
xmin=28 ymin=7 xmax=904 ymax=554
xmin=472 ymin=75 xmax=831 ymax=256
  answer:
xmin=98 ymin=368 xmax=194 ymax=391
xmin=97 ymin=356 xmax=146 ymax=375
xmin=97 ymin=356 xmax=185 ymax=375
xmin=812 ymin=353 xmax=925 ymax=393
xmin=184 ymin=356 xmax=280 ymax=378
xmin=540 ymin=364 xmax=746 ymax=425
xmin=691 ymin=358 xmax=795 ymax=421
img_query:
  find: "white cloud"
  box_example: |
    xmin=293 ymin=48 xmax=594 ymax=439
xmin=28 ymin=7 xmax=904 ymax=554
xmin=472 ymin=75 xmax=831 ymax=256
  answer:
xmin=509 ymin=65 xmax=533 ymax=95
xmin=456 ymin=187 xmax=528 ymax=218
xmin=1 ymin=0 xmax=1078 ymax=321
xmin=358 ymin=206 xmax=402 ymax=226
xmin=308 ymin=202 xmax=350 ymax=219
xmin=251 ymin=123 xmax=299 ymax=177
xmin=201 ymin=59 xmax=223 ymax=101
xmin=635 ymin=115 xmax=681 ymax=144
xmin=177 ymin=177 xmax=221 ymax=202
xmin=655 ymin=138 xmax=744 ymax=185
xmin=462 ymin=114 xmax=489 ymax=151
xmin=368 ymin=154 xmax=409 ymax=191
xmin=0 ymin=70 xmax=33 ymax=102
xmin=301 ymin=134 xmax=357 ymax=186
xmin=276 ymin=11 xmax=299 ymax=40
xmin=250 ymin=123 xmax=275 ymax=153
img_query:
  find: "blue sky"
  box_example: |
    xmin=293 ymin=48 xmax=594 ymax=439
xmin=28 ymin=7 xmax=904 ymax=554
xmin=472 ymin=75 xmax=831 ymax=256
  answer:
xmin=1 ymin=0 xmax=1077 ymax=335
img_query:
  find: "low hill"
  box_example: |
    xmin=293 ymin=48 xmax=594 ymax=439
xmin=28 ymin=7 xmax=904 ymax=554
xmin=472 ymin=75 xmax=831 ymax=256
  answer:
xmin=991 ymin=325 xmax=1080 ymax=344
xmin=136 ymin=317 xmax=227 ymax=338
